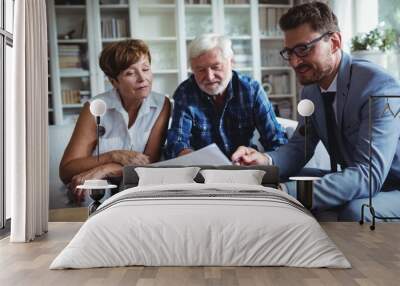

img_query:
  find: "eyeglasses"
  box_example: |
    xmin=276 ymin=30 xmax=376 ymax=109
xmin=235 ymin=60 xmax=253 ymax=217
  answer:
xmin=279 ymin=32 xmax=333 ymax=61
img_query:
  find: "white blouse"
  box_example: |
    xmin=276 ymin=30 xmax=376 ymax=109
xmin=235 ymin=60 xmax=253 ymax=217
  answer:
xmin=90 ymin=89 xmax=166 ymax=155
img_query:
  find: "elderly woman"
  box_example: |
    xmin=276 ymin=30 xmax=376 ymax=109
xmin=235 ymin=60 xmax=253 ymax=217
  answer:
xmin=60 ymin=39 xmax=171 ymax=201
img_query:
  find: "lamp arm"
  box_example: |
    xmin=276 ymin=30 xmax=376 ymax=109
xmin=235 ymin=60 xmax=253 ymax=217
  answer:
xmin=304 ymin=116 xmax=308 ymax=163
xmin=96 ymin=116 xmax=100 ymax=162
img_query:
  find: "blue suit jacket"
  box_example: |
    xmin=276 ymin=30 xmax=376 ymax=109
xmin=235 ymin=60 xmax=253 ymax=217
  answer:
xmin=268 ymin=51 xmax=400 ymax=211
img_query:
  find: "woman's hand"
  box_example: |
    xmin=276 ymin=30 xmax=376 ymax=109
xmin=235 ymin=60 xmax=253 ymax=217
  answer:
xmin=109 ymin=150 xmax=150 ymax=166
xmin=68 ymin=163 xmax=122 ymax=204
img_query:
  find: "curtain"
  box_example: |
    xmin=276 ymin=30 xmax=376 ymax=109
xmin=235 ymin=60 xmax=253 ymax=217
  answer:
xmin=7 ymin=0 xmax=49 ymax=242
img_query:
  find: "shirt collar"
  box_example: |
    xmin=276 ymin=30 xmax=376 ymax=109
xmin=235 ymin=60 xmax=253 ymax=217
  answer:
xmin=225 ymin=77 xmax=234 ymax=101
xmin=103 ymin=88 xmax=123 ymax=111
xmin=320 ymin=73 xmax=338 ymax=93
xmin=106 ymin=88 xmax=155 ymax=118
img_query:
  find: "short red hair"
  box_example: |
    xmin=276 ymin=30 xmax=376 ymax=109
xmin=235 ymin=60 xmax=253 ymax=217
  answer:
xmin=99 ymin=39 xmax=151 ymax=80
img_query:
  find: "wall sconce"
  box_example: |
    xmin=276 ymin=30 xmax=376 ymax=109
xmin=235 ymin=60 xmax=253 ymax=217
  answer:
xmin=89 ymin=99 xmax=107 ymax=161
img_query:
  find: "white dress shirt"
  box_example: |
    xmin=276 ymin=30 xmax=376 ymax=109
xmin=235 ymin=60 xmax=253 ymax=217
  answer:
xmin=90 ymin=89 xmax=166 ymax=155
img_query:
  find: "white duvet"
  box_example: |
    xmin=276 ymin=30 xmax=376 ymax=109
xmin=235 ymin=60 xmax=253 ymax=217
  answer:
xmin=50 ymin=183 xmax=351 ymax=269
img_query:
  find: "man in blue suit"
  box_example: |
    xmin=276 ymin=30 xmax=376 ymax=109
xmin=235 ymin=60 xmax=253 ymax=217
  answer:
xmin=232 ymin=2 xmax=400 ymax=220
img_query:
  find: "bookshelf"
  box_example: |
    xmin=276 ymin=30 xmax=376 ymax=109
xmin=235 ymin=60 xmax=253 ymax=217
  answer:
xmin=258 ymin=0 xmax=296 ymax=119
xmin=224 ymin=2 xmax=253 ymax=76
xmin=47 ymin=0 xmax=297 ymax=125
xmin=47 ymin=0 xmax=94 ymax=125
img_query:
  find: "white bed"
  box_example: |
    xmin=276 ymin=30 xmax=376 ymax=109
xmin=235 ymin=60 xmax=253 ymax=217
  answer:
xmin=50 ymin=183 xmax=350 ymax=269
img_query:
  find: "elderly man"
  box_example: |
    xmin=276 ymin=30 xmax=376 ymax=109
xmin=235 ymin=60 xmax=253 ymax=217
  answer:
xmin=165 ymin=33 xmax=287 ymax=159
xmin=232 ymin=2 xmax=400 ymax=220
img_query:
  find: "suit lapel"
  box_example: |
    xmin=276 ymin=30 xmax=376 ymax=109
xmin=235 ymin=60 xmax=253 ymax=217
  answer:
xmin=332 ymin=52 xmax=353 ymax=165
xmin=335 ymin=52 xmax=352 ymax=131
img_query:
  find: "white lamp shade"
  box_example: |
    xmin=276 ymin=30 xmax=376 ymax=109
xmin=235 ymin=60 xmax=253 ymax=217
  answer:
xmin=90 ymin=99 xmax=107 ymax=117
xmin=297 ymin=99 xmax=315 ymax=117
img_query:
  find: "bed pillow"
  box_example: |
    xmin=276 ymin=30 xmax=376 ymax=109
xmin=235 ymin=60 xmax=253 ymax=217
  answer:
xmin=135 ymin=167 xmax=201 ymax=186
xmin=200 ymin=169 xmax=266 ymax=185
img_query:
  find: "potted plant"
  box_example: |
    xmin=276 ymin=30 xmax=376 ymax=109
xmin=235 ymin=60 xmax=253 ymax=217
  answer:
xmin=351 ymin=26 xmax=398 ymax=76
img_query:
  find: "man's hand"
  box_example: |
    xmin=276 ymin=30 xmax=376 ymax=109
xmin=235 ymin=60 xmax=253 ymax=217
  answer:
xmin=231 ymin=146 xmax=270 ymax=166
xmin=109 ymin=150 xmax=150 ymax=166
xmin=178 ymin=148 xmax=193 ymax=157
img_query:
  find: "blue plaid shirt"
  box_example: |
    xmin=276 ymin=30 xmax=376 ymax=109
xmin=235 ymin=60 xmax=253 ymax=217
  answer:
xmin=165 ymin=71 xmax=288 ymax=159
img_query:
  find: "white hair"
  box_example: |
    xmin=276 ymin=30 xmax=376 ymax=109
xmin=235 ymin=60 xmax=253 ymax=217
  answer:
xmin=188 ymin=33 xmax=234 ymax=62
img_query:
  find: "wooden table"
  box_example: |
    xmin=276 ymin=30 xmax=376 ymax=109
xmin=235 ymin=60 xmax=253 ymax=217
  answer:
xmin=1 ymin=222 xmax=399 ymax=286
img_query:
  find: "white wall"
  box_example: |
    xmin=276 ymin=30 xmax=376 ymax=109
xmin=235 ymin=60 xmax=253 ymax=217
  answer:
xmin=330 ymin=0 xmax=353 ymax=52
xmin=330 ymin=0 xmax=379 ymax=52
xmin=352 ymin=0 xmax=379 ymax=34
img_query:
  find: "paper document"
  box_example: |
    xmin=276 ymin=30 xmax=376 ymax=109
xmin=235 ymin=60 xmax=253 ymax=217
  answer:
xmin=152 ymin=144 xmax=232 ymax=166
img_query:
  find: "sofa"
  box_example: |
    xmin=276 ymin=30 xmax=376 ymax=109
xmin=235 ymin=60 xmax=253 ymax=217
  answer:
xmin=48 ymin=118 xmax=331 ymax=209
xmin=49 ymin=124 xmax=75 ymax=209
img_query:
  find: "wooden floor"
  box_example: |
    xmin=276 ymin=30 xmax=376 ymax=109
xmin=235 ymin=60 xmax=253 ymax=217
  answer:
xmin=1 ymin=222 xmax=399 ymax=286
xmin=49 ymin=207 xmax=88 ymax=222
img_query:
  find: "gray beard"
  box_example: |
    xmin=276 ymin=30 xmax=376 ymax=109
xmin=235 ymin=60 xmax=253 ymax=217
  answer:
xmin=206 ymin=72 xmax=232 ymax=96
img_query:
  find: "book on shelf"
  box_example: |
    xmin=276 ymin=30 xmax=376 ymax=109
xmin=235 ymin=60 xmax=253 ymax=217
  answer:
xmin=100 ymin=0 xmax=128 ymax=4
xmin=261 ymin=48 xmax=288 ymax=66
xmin=275 ymin=8 xmax=286 ymax=34
xmin=80 ymin=18 xmax=87 ymax=38
xmin=59 ymin=57 xmax=82 ymax=68
xmin=224 ymin=0 xmax=249 ymax=4
xmin=101 ymin=18 xmax=128 ymax=38
xmin=259 ymin=0 xmax=290 ymax=4
xmin=185 ymin=0 xmax=212 ymax=4
xmin=262 ymin=73 xmax=290 ymax=95
xmin=259 ymin=8 xmax=266 ymax=35
xmin=232 ymin=41 xmax=251 ymax=55
xmin=267 ymin=8 xmax=276 ymax=36
xmin=260 ymin=8 xmax=288 ymax=37
xmin=58 ymin=44 xmax=82 ymax=68
xmin=234 ymin=54 xmax=252 ymax=68
xmin=58 ymin=44 xmax=81 ymax=54
xmin=62 ymin=90 xmax=81 ymax=104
